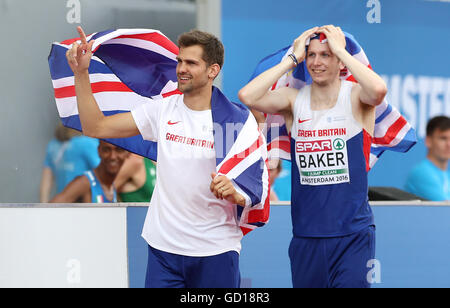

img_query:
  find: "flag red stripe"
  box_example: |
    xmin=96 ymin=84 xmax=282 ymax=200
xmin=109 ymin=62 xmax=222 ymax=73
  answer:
xmin=54 ymin=81 xmax=132 ymax=99
xmin=363 ymin=130 xmax=373 ymax=172
xmin=271 ymin=81 xmax=278 ymax=91
xmin=162 ymin=89 xmax=183 ymax=98
xmin=60 ymin=37 xmax=81 ymax=45
xmin=267 ymin=140 xmax=291 ymax=153
xmin=61 ymin=32 xmax=179 ymax=56
xmin=113 ymin=33 xmax=179 ymax=55
xmin=218 ymin=133 xmax=264 ymax=175
xmin=346 ymin=75 xmax=357 ymax=82
xmin=240 ymin=227 xmax=253 ymax=235
xmin=373 ymin=117 xmax=407 ymax=145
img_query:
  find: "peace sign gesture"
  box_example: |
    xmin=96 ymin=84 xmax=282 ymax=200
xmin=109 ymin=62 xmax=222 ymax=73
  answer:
xmin=65 ymin=26 xmax=95 ymax=75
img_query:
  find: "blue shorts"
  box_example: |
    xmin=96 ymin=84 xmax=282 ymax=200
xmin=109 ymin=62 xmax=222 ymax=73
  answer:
xmin=145 ymin=245 xmax=241 ymax=288
xmin=289 ymin=225 xmax=376 ymax=288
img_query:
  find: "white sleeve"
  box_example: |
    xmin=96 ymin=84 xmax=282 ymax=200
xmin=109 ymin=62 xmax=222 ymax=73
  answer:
xmin=131 ymin=99 xmax=164 ymax=142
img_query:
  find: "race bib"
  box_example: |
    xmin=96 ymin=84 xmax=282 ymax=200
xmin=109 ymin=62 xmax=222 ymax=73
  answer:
xmin=295 ymin=128 xmax=350 ymax=186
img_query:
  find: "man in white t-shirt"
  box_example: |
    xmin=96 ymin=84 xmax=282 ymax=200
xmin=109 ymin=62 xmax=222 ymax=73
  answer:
xmin=66 ymin=26 xmax=250 ymax=288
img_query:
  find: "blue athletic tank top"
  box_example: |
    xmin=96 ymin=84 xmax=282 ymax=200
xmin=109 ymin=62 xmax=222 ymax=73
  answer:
xmin=84 ymin=170 xmax=117 ymax=203
xmin=290 ymin=81 xmax=374 ymax=237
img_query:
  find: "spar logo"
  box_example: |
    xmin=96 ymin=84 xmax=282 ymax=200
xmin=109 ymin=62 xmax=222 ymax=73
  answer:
xmin=296 ymin=140 xmax=332 ymax=153
xmin=333 ymin=138 xmax=345 ymax=150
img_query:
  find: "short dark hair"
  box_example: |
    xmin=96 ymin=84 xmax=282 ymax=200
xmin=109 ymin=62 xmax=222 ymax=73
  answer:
xmin=426 ymin=116 xmax=450 ymax=136
xmin=177 ymin=30 xmax=224 ymax=68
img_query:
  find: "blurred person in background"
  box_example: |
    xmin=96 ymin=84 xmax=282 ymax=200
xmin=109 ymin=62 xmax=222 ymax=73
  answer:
xmin=115 ymin=153 xmax=157 ymax=203
xmin=50 ymin=140 xmax=129 ymax=203
xmin=250 ymin=110 xmax=284 ymax=202
xmin=405 ymin=115 xmax=450 ymax=201
xmin=39 ymin=122 xmax=100 ymax=202
xmin=268 ymin=159 xmax=282 ymax=202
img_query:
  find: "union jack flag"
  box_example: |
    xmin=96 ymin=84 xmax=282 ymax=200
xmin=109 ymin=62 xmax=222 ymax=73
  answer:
xmin=250 ymin=32 xmax=417 ymax=169
xmin=48 ymin=29 xmax=269 ymax=235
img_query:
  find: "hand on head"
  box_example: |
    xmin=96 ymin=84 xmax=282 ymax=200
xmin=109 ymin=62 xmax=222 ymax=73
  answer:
xmin=292 ymin=25 xmax=346 ymax=62
xmin=316 ymin=25 xmax=346 ymax=55
xmin=292 ymin=26 xmax=319 ymax=63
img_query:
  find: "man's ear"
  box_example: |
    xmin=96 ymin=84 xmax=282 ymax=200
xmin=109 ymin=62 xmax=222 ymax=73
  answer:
xmin=208 ymin=63 xmax=221 ymax=80
xmin=425 ymin=135 xmax=431 ymax=149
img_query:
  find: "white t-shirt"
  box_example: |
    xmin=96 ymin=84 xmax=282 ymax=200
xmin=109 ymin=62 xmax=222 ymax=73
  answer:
xmin=131 ymin=94 xmax=243 ymax=256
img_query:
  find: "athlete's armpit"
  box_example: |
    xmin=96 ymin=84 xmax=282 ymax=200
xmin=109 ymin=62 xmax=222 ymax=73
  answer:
xmin=351 ymin=84 xmax=376 ymax=136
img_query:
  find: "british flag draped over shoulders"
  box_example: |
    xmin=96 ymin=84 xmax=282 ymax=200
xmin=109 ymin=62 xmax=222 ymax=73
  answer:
xmin=250 ymin=32 xmax=417 ymax=169
xmin=48 ymin=29 xmax=269 ymax=235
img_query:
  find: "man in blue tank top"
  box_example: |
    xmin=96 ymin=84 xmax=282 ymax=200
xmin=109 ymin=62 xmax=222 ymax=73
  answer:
xmin=405 ymin=116 xmax=450 ymax=201
xmin=239 ymin=25 xmax=387 ymax=287
xmin=50 ymin=140 xmax=129 ymax=203
xmin=40 ymin=123 xmax=100 ymax=202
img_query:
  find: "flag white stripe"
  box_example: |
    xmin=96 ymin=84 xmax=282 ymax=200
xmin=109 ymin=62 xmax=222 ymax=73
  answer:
xmin=56 ymin=92 xmax=151 ymax=117
xmin=101 ymin=38 xmax=177 ymax=61
xmin=375 ymin=100 xmax=389 ymax=119
xmin=374 ymin=112 xmax=404 ymax=138
xmin=223 ymin=143 xmax=265 ymax=180
xmin=216 ymin=114 xmax=260 ymax=171
xmin=52 ymin=73 xmax=121 ymax=88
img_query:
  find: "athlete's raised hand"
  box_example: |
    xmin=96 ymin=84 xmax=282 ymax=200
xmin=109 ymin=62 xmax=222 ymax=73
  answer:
xmin=65 ymin=26 xmax=95 ymax=75
xmin=210 ymin=173 xmax=246 ymax=207
xmin=292 ymin=26 xmax=319 ymax=64
xmin=316 ymin=25 xmax=346 ymax=56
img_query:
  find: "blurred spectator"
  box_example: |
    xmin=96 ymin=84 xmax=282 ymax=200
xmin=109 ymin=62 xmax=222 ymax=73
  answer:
xmin=115 ymin=153 xmax=157 ymax=202
xmin=269 ymin=159 xmax=282 ymax=201
xmin=251 ymin=109 xmax=267 ymax=131
xmin=249 ymin=110 xmax=286 ymax=202
xmin=40 ymin=122 xmax=100 ymax=202
xmin=50 ymin=141 xmax=129 ymax=203
xmin=405 ymin=116 xmax=450 ymax=201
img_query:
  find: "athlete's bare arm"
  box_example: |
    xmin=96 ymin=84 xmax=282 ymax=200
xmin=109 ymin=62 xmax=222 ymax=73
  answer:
xmin=114 ymin=154 xmax=145 ymax=193
xmin=351 ymin=86 xmax=377 ymax=135
xmin=39 ymin=167 xmax=54 ymax=203
xmin=66 ymin=26 xmax=140 ymax=139
xmin=49 ymin=175 xmax=91 ymax=203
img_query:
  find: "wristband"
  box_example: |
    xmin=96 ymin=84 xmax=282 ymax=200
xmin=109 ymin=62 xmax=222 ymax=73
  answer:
xmin=288 ymin=53 xmax=298 ymax=67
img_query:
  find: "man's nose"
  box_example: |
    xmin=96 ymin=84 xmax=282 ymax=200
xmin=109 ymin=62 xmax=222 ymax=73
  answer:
xmin=313 ymin=56 xmax=321 ymax=66
xmin=177 ymin=62 xmax=187 ymax=73
xmin=109 ymin=149 xmax=119 ymax=160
